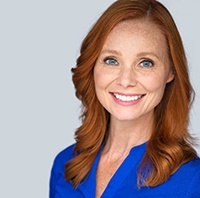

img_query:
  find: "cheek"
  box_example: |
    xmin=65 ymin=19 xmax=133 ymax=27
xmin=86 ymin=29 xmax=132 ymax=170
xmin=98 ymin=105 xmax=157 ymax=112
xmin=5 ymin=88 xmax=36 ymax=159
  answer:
xmin=140 ymin=73 xmax=168 ymax=94
xmin=94 ymin=71 xmax=105 ymax=90
xmin=93 ymin=68 xmax=113 ymax=108
xmin=94 ymin=67 xmax=115 ymax=89
xmin=94 ymin=68 xmax=109 ymax=101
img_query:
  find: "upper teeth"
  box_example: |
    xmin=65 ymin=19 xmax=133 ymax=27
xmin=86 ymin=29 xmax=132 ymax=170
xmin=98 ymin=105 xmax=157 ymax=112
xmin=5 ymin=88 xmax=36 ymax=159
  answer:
xmin=114 ymin=93 xmax=142 ymax=102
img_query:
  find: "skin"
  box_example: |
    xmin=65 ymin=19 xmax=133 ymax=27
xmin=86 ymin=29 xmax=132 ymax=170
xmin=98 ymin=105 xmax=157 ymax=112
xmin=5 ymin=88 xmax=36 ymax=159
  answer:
xmin=94 ymin=19 xmax=174 ymax=197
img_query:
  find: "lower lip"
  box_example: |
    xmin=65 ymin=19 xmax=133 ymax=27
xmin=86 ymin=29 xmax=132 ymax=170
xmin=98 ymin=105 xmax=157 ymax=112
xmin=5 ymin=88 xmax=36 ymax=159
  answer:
xmin=111 ymin=94 xmax=144 ymax=106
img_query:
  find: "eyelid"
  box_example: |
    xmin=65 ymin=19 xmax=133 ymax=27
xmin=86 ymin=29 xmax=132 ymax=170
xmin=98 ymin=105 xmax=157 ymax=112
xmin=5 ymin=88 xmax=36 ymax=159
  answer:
xmin=103 ymin=57 xmax=119 ymax=65
xmin=139 ymin=59 xmax=154 ymax=67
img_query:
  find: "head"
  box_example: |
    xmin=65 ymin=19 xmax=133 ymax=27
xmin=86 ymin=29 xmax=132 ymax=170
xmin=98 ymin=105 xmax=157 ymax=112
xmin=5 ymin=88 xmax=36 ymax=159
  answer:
xmin=93 ymin=18 xmax=174 ymax=131
xmin=72 ymin=0 xmax=193 ymax=140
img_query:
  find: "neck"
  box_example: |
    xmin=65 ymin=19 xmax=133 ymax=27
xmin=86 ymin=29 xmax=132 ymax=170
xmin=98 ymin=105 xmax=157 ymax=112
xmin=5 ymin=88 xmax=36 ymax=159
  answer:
xmin=103 ymin=115 xmax=153 ymax=158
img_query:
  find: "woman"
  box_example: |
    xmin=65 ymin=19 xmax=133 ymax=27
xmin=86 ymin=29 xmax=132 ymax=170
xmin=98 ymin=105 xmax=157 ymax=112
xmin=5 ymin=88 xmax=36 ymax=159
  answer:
xmin=50 ymin=0 xmax=200 ymax=197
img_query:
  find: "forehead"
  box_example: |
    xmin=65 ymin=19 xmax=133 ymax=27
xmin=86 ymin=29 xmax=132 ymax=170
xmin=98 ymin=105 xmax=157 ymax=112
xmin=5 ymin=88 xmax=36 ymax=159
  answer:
xmin=102 ymin=19 xmax=168 ymax=55
xmin=108 ymin=19 xmax=165 ymax=40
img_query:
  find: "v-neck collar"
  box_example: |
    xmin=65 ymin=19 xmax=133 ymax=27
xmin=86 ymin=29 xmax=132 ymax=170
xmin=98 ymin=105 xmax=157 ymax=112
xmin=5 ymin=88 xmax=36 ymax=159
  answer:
xmin=77 ymin=142 xmax=146 ymax=198
xmin=101 ymin=142 xmax=146 ymax=197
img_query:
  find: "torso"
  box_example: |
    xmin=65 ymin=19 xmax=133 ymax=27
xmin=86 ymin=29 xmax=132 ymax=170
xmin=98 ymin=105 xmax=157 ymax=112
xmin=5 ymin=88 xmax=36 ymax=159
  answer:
xmin=50 ymin=144 xmax=200 ymax=198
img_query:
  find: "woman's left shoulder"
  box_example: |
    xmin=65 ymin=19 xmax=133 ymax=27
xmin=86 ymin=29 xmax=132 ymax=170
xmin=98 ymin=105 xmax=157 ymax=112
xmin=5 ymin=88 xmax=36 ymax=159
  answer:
xmin=181 ymin=158 xmax=200 ymax=196
xmin=167 ymin=158 xmax=200 ymax=197
xmin=181 ymin=157 xmax=200 ymax=170
xmin=170 ymin=157 xmax=200 ymax=181
xmin=178 ymin=157 xmax=200 ymax=177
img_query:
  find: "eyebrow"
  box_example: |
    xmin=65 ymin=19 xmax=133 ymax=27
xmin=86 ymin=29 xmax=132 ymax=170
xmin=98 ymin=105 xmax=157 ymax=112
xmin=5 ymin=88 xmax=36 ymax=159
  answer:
xmin=136 ymin=52 xmax=160 ymax=60
xmin=100 ymin=49 xmax=122 ymax=56
xmin=100 ymin=49 xmax=160 ymax=60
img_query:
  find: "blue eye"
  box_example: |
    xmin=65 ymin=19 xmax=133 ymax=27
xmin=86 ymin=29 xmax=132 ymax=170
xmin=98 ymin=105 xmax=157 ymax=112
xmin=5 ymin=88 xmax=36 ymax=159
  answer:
xmin=104 ymin=58 xmax=118 ymax=66
xmin=140 ymin=60 xmax=154 ymax=68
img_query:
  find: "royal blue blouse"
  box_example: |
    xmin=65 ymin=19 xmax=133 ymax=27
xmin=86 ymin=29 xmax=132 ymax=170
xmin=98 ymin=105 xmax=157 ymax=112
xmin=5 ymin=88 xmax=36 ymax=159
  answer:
xmin=50 ymin=143 xmax=200 ymax=198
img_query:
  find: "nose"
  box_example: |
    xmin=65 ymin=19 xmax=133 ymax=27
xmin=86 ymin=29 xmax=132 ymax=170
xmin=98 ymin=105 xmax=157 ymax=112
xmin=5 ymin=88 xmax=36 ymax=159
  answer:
xmin=116 ymin=67 xmax=137 ymax=87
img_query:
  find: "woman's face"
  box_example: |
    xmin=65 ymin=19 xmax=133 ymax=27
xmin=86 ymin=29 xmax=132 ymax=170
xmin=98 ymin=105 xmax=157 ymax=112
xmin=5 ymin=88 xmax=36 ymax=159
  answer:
xmin=94 ymin=19 xmax=174 ymax=123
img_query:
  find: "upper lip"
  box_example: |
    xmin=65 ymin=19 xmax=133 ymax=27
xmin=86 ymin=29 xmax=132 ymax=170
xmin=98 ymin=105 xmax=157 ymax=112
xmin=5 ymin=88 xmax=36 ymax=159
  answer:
xmin=111 ymin=92 xmax=145 ymax=96
xmin=111 ymin=92 xmax=145 ymax=102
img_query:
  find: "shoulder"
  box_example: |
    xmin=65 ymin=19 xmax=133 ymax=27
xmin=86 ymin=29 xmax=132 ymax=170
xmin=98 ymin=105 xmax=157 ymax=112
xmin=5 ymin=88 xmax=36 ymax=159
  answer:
xmin=50 ymin=143 xmax=76 ymax=181
xmin=176 ymin=157 xmax=200 ymax=196
xmin=176 ymin=157 xmax=200 ymax=179
xmin=186 ymin=158 xmax=200 ymax=195
xmin=142 ymin=158 xmax=200 ymax=197
xmin=52 ymin=144 xmax=75 ymax=172
xmin=49 ymin=144 xmax=76 ymax=197
xmin=55 ymin=144 xmax=75 ymax=162
xmin=180 ymin=157 xmax=200 ymax=172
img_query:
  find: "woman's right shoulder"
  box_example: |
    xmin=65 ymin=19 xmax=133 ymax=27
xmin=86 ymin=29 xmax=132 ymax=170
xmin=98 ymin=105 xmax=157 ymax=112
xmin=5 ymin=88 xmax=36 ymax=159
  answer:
xmin=52 ymin=144 xmax=76 ymax=171
xmin=49 ymin=144 xmax=76 ymax=197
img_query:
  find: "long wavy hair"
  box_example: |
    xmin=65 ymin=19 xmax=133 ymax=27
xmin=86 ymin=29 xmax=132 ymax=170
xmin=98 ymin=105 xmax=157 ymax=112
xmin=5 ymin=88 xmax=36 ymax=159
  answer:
xmin=65 ymin=0 xmax=198 ymax=188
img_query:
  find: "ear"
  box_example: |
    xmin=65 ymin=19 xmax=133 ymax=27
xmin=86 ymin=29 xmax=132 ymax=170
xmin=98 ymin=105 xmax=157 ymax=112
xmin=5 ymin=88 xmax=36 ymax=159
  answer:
xmin=166 ymin=68 xmax=175 ymax=83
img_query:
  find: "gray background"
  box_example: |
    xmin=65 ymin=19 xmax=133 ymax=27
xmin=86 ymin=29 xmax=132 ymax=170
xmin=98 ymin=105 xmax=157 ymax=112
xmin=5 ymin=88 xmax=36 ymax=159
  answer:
xmin=1 ymin=0 xmax=200 ymax=197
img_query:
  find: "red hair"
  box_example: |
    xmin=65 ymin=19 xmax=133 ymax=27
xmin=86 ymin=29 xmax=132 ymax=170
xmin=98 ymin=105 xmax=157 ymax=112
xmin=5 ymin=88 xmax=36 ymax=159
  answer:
xmin=65 ymin=0 xmax=197 ymax=188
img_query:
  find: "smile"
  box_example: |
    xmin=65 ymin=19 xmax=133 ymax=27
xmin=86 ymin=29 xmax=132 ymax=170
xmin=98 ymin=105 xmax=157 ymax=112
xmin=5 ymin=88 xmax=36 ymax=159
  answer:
xmin=113 ymin=93 xmax=143 ymax=102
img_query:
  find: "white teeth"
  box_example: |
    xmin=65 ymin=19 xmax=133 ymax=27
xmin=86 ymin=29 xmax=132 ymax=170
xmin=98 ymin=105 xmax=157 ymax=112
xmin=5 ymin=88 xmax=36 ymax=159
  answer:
xmin=113 ymin=93 xmax=142 ymax=102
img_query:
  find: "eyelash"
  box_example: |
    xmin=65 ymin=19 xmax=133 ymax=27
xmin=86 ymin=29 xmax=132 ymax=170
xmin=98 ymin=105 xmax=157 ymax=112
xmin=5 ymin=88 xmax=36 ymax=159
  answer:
xmin=103 ymin=57 xmax=118 ymax=66
xmin=103 ymin=57 xmax=154 ymax=68
xmin=139 ymin=59 xmax=154 ymax=68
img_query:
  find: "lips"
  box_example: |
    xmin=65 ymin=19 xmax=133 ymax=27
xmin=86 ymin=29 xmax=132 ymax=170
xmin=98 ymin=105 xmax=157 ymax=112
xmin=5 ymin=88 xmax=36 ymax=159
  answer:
xmin=113 ymin=93 xmax=145 ymax=102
